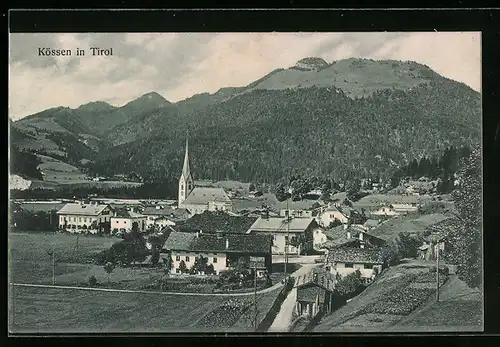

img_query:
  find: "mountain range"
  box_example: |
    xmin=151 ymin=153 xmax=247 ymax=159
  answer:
xmin=10 ymin=57 xmax=481 ymax=192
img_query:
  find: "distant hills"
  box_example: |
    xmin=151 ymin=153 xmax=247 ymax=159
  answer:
xmin=10 ymin=57 xmax=481 ymax=194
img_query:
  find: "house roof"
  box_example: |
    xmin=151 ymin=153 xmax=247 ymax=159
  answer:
xmin=247 ymin=216 xmax=316 ymax=234
xmin=164 ymin=231 xmax=273 ymax=254
xmin=178 ymin=210 xmax=258 ymax=234
xmin=418 ymin=244 xmax=430 ymax=251
xmin=327 ymin=247 xmax=385 ymax=264
xmin=113 ymin=209 xmax=143 ymax=218
xmin=295 ymin=268 xmax=336 ymax=292
xmin=182 ymin=187 xmax=232 ymax=205
xmin=142 ymin=206 xmax=190 ymax=219
xmin=273 ymin=199 xmax=322 ymax=212
xmin=56 ymin=203 xmax=109 ymax=216
xmin=363 ymin=219 xmax=380 ymax=228
xmin=297 ymin=286 xmax=324 ymax=302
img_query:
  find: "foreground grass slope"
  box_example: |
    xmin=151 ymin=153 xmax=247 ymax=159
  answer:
xmin=313 ymin=261 xmax=482 ymax=332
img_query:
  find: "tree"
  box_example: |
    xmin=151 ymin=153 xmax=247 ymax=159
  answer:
xmin=162 ymin=253 xmax=173 ymax=276
xmin=346 ymin=178 xmax=361 ymax=201
xmin=148 ymin=235 xmax=163 ymax=267
xmin=104 ymin=261 xmax=115 ymax=285
xmin=335 ymin=270 xmax=364 ymax=297
xmin=396 ymin=232 xmax=422 ymax=259
xmin=178 ymin=260 xmax=187 ymax=274
xmin=381 ymin=241 xmax=400 ymax=266
xmin=249 ymin=183 xmax=256 ymax=192
xmin=191 ymin=255 xmax=209 ymax=274
xmin=275 ymin=181 xmax=291 ymax=202
xmin=447 ymin=148 xmax=482 ymax=288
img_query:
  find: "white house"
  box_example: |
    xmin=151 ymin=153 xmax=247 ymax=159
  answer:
xmin=325 ymin=247 xmax=385 ymax=281
xmin=279 ymin=209 xmax=314 ymax=218
xmin=246 ymin=216 xmax=321 ymax=255
xmin=56 ymin=202 xmax=113 ymax=234
xmin=163 ymin=231 xmax=273 ymax=276
xmin=371 ymin=206 xmax=399 ymax=217
xmin=392 ymin=203 xmax=419 ymax=213
xmin=142 ymin=205 xmax=191 ymax=228
xmin=111 ymin=209 xmax=147 ymax=233
xmin=317 ymin=205 xmax=350 ymax=228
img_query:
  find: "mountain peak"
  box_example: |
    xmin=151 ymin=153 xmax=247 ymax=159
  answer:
xmin=293 ymin=57 xmax=329 ymax=71
xmin=77 ymin=101 xmax=116 ymax=112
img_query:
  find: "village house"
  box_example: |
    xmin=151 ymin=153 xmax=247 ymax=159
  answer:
xmin=111 ymin=208 xmax=147 ymax=233
xmin=371 ymin=206 xmax=399 ymax=217
xmin=294 ymin=268 xmax=336 ymax=318
xmin=163 ymin=231 xmax=273 ymax=277
xmin=56 ymin=202 xmax=113 ymax=233
xmin=246 ymin=216 xmax=322 ymax=255
xmin=178 ymin=210 xmax=258 ymax=235
xmin=392 ymin=203 xmax=419 ymax=213
xmin=142 ymin=205 xmax=191 ymax=228
xmin=317 ymin=204 xmax=350 ymax=229
xmin=279 ymin=209 xmax=314 ymax=218
xmin=177 ymin=138 xmax=234 ymax=214
xmin=325 ymin=246 xmax=385 ymax=281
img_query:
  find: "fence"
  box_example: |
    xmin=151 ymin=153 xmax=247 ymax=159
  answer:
xmin=256 ymin=276 xmax=295 ymax=332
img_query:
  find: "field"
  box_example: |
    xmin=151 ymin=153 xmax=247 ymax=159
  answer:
xmin=368 ymin=212 xmax=451 ymax=242
xmin=9 ymin=232 xmax=285 ymax=332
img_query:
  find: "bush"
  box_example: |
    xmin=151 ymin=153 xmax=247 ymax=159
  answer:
xmin=429 ymin=265 xmax=449 ymax=276
xmin=88 ymin=275 xmax=98 ymax=287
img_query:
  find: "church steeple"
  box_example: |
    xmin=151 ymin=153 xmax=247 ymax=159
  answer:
xmin=178 ymin=135 xmax=194 ymax=207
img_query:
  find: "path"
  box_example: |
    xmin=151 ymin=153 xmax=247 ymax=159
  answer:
xmin=267 ymin=263 xmax=319 ymax=332
xmin=10 ymin=279 xmax=285 ymax=297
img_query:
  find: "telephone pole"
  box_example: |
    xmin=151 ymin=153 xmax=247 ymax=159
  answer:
xmin=254 ymin=265 xmax=257 ymax=331
xmin=436 ymin=242 xmax=440 ymax=302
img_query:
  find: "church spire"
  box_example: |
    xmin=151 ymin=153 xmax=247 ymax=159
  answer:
xmin=182 ymin=135 xmax=191 ymax=179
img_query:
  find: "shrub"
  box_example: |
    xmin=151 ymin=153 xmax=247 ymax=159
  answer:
xmin=88 ymin=275 xmax=98 ymax=287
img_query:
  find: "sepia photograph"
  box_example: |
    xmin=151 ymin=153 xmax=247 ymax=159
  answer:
xmin=8 ymin=31 xmax=483 ymax=333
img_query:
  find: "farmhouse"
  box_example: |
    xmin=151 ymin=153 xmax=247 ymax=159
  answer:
xmin=142 ymin=205 xmax=191 ymax=228
xmin=178 ymin=210 xmax=258 ymax=234
xmin=371 ymin=206 xmax=399 ymax=217
xmin=246 ymin=216 xmax=321 ymax=255
xmin=317 ymin=204 xmax=350 ymax=228
xmin=111 ymin=209 xmax=147 ymax=233
xmin=294 ymin=268 xmax=336 ymax=318
xmin=178 ymin=138 xmax=233 ymax=214
xmin=392 ymin=203 xmax=419 ymax=213
xmin=163 ymin=231 xmax=273 ymax=276
xmin=56 ymin=202 xmax=113 ymax=233
xmin=325 ymin=247 xmax=385 ymax=281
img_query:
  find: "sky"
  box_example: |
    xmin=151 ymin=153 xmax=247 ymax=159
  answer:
xmin=9 ymin=32 xmax=481 ymax=121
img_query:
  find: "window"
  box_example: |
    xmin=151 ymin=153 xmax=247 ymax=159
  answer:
xmin=365 ymin=264 xmax=373 ymax=269
xmin=116 ymin=221 xmax=119 ymax=224
xmin=176 ymin=255 xmax=180 ymax=261
xmin=84 ymin=218 xmax=87 ymax=223
xmin=176 ymin=269 xmax=181 ymax=274
xmin=213 ymin=257 xmax=218 ymax=263
xmin=79 ymin=217 xmax=82 ymax=222
xmin=345 ymin=263 xmax=354 ymax=268
xmin=181 ymin=184 xmax=184 ymax=190
xmin=185 ymin=256 xmax=190 ymax=262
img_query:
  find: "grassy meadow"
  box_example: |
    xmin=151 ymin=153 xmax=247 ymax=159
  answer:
xmin=8 ymin=231 xmax=285 ymax=333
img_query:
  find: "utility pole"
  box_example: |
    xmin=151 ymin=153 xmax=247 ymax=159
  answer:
xmin=436 ymin=242 xmax=440 ymax=302
xmin=254 ymin=265 xmax=257 ymax=331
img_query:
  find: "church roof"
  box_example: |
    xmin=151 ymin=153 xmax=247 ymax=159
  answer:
xmin=182 ymin=187 xmax=232 ymax=206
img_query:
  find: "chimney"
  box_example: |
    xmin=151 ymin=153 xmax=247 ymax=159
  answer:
xmin=359 ymin=232 xmax=364 ymax=241
xmin=225 ymin=238 xmax=229 ymax=250
xmin=347 ymin=231 xmax=351 ymax=239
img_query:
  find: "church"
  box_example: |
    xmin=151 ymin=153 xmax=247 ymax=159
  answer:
xmin=178 ymin=138 xmax=234 ymax=215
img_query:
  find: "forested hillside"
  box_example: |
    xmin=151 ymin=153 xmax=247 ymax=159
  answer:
xmin=11 ymin=58 xmax=481 ymax=195
xmin=89 ymin=78 xmax=480 ymax=186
